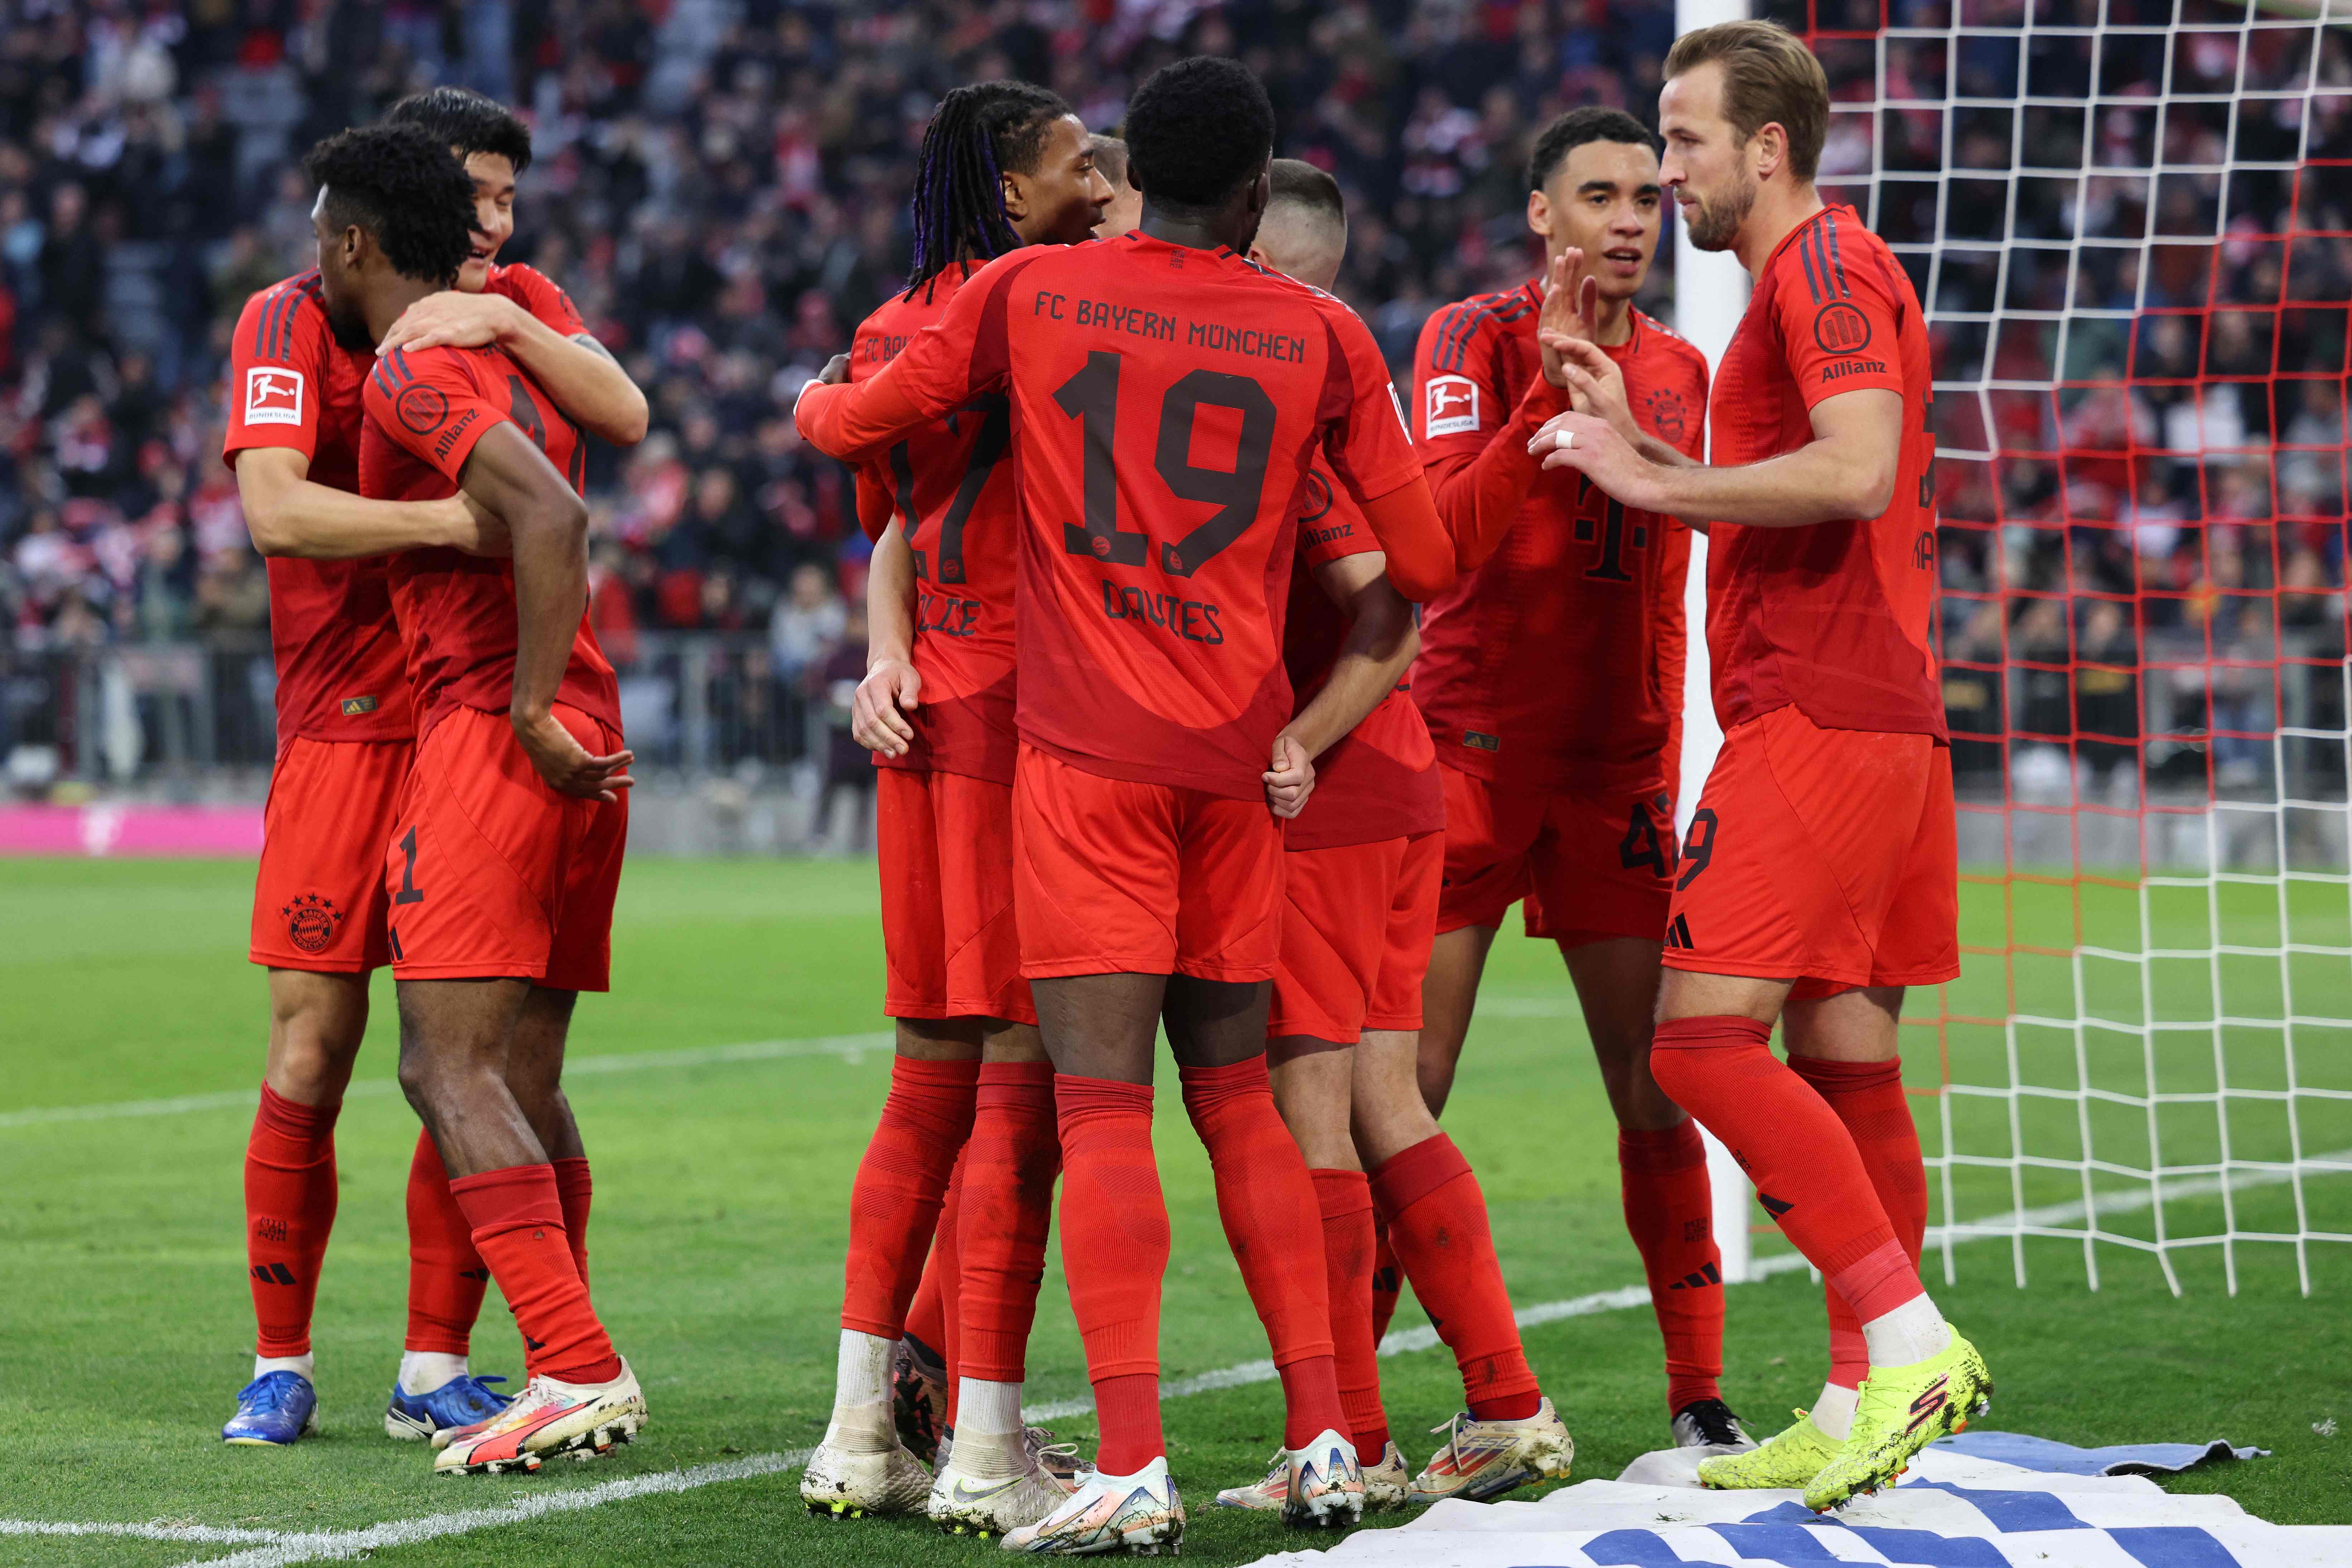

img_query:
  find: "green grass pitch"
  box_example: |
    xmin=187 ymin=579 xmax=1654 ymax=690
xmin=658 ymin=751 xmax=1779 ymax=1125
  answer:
xmin=1 ymin=855 xmax=2346 ymax=1567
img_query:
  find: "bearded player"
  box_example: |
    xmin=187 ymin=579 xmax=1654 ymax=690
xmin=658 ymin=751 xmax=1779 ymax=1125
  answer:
xmin=221 ymin=98 xmax=643 ymax=1446
xmin=299 ymin=122 xmax=644 ymax=1475
xmin=1533 ymin=19 xmax=1990 ymax=1513
xmin=800 ymin=57 xmax=1458 ymax=1553
xmin=1216 ymin=160 xmax=1573 ymax=1518
xmin=1405 ymin=107 xmax=1742 ymax=1456
xmin=799 ymin=82 xmax=1109 ymax=1538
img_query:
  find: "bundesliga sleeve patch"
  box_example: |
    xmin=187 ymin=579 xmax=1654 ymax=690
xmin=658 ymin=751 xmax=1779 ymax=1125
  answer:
xmin=244 ymin=367 xmax=304 ymax=427
xmin=1425 ymin=374 xmax=1479 ymax=437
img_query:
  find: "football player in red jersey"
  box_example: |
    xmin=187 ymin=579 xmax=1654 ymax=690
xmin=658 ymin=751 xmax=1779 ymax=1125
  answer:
xmin=1211 ymin=160 xmax=1573 ymax=1519
xmin=221 ymin=102 xmax=644 ymax=1447
xmin=303 ymin=123 xmax=644 ymax=1476
xmin=1404 ymin=107 xmax=1743 ymax=1458
xmin=1533 ymin=20 xmax=1988 ymax=1511
xmin=798 ymin=82 xmax=1108 ymax=1537
xmin=799 ymin=57 xmax=1456 ymax=1553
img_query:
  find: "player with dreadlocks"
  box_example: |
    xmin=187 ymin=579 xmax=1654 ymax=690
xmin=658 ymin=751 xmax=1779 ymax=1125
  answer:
xmin=799 ymin=81 xmax=1108 ymax=1539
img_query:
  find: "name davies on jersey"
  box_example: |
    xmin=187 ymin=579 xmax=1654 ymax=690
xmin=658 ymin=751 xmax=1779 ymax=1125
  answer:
xmin=1032 ymin=291 xmax=1310 ymax=363
xmin=1101 ymin=579 xmax=1224 ymax=645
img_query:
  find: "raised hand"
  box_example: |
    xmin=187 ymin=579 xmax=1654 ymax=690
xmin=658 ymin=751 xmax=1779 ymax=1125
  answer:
xmin=1536 ymin=249 xmax=1602 ymax=389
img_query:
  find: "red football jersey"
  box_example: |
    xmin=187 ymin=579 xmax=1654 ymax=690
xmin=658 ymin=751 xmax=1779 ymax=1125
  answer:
xmin=798 ymin=232 xmax=1425 ymax=800
xmin=358 ymin=343 xmax=619 ymax=744
xmin=1706 ymin=205 xmax=1943 ymax=738
xmin=221 ymin=264 xmax=592 ymax=744
xmin=1283 ymin=462 xmax=1442 ymax=851
xmin=853 ymin=264 xmax=1019 ymax=785
xmin=1411 ymin=291 xmax=1704 ymax=797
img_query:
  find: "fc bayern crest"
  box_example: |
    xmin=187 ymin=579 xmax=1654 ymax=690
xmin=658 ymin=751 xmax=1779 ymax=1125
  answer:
xmin=282 ymin=892 xmax=343 ymax=955
xmin=1643 ymin=387 xmax=1687 ymax=443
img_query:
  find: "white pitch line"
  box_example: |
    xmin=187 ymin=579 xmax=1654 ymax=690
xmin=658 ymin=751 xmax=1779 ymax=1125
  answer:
xmin=176 ymin=1450 xmax=806 ymax=1568
xmin=0 ymin=1520 xmax=285 ymax=1544
xmin=0 ymin=1032 xmax=895 ymax=1131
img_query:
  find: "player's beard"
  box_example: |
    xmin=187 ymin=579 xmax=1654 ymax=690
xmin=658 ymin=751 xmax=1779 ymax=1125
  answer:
xmin=1683 ymin=167 xmax=1757 ymax=253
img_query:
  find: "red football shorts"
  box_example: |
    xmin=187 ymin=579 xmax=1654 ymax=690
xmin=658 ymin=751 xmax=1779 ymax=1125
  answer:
xmin=383 ymin=704 xmax=628 ymax=992
xmin=1665 ymin=704 xmax=1960 ymax=997
xmin=251 ymin=737 xmax=413 ymax=973
xmin=876 ymin=766 xmax=1036 ymax=1025
xmin=1436 ymin=763 xmax=1679 ymax=947
xmin=1270 ymin=831 xmax=1443 ymax=1043
xmin=1013 ymin=743 xmax=1283 ymax=983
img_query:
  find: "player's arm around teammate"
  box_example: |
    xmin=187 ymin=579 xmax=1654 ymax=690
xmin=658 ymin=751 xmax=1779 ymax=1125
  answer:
xmin=1539 ymin=24 xmax=1984 ymax=1511
xmin=374 ymin=88 xmax=648 ymax=447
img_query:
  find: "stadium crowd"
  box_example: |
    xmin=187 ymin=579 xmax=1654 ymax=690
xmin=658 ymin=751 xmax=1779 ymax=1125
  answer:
xmin=0 ymin=0 xmax=2345 ymax=792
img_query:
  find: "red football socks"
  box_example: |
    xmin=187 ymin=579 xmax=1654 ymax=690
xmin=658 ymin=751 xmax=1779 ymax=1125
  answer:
xmin=1056 ymin=1074 xmax=1167 ymax=1474
xmin=1371 ymin=1133 xmax=1540 ymax=1420
xmin=404 ymin=1128 xmax=487 ymax=1355
xmin=449 ymin=1164 xmax=619 ymax=1385
xmin=1312 ymin=1168 xmax=1388 ymax=1457
xmin=1792 ymin=1053 xmax=1930 ymax=1384
xmin=1649 ymin=1018 xmax=1927 ymax=1333
xmin=1179 ymin=1058 xmax=1346 ymax=1447
xmin=1618 ymin=1120 xmax=1725 ymax=1411
xmin=1369 ymin=1219 xmax=1402 ymax=1346
xmin=841 ymin=1056 xmax=980 ymax=1337
xmin=552 ymin=1156 xmax=593 ymax=1293
xmin=904 ymin=1251 xmax=946 ymax=1359
xmin=935 ymin=1147 xmax=967 ymax=1430
xmin=958 ymin=1062 xmax=1061 ymax=1384
xmin=244 ymin=1084 xmax=341 ymax=1357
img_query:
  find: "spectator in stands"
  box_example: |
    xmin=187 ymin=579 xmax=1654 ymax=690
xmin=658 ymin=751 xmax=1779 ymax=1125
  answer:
xmin=769 ymin=561 xmax=845 ymax=686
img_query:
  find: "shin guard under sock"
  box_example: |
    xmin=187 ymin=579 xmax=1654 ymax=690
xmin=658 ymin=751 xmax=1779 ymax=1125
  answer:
xmin=842 ymin=1056 xmax=980 ymax=1337
xmin=1056 ymin=1075 xmax=1167 ymax=1473
xmin=1311 ymin=1168 xmax=1387 ymax=1455
xmin=1372 ymin=1133 xmax=1539 ymax=1419
xmin=244 ymin=1085 xmax=341 ymax=1358
xmin=449 ymin=1164 xmax=618 ymax=1385
xmin=958 ymin=1061 xmax=1059 ymax=1384
xmin=404 ymin=1127 xmax=488 ymax=1356
xmin=1791 ymin=1054 xmax=1927 ymax=1389
xmin=1618 ymin=1121 xmax=1724 ymax=1411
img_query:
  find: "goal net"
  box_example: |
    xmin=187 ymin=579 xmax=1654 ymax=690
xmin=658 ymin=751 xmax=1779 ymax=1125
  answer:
xmin=1757 ymin=0 xmax=2352 ymax=1293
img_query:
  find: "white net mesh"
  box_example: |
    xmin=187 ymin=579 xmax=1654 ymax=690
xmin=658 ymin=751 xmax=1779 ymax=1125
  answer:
xmin=1757 ymin=0 xmax=2352 ymax=1292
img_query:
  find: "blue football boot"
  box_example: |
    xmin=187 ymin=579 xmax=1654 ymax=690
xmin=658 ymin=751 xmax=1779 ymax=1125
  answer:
xmin=385 ymin=1373 xmax=513 ymax=1443
xmin=223 ymin=1370 xmax=318 ymax=1445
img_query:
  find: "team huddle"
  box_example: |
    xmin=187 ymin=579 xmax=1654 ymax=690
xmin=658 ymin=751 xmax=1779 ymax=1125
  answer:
xmin=217 ymin=18 xmax=1993 ymax=1557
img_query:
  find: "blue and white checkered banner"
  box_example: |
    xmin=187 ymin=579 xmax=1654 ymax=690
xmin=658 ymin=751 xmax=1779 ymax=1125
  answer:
xmin=1242 ymin=1435 xmax=2352 ymax=1568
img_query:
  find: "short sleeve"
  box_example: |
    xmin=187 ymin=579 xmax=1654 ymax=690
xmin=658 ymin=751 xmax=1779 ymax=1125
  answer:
xmin=223 ymin=284 xmax=331 ymax=468
xmin=363 ymin=346 xmax=509 ymax=486
xmin=1296 ymin=460 xmax=1378 ymax=569
xmin=1411 ymin=295 xmax=1512 ymax=463
xmin=1320 ymin=308 xmax=1423 ymax=505
xmin=492 ymin=263 xmax=588 ymax=337
xmin=1773 ymin=214 xmax=1905 ymax=411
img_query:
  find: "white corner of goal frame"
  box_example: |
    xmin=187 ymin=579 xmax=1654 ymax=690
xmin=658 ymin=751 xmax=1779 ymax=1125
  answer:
xmin=1235 ymin=1443 xmax=2351 ymax=1568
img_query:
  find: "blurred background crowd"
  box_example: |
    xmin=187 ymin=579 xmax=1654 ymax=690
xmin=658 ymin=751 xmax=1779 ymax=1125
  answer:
xmin=0 ymin=0 xmax=2344 ymax=834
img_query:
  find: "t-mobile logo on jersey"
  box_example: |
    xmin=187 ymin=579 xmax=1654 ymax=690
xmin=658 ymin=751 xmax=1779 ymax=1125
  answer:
xmin=244 ymin=367 xmax=304 ymax=426
xmin=1425 ymin=375 xmax=1478 ymax=436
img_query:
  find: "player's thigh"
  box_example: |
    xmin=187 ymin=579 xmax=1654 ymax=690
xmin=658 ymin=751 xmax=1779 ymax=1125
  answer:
xmin=1352 ymin=1027 xmax=1441 ymax=1169
xmin=542 ymin=707 xmax=629 ymax=994
xmin=1171 ymin=790 xmax=1284 ymax=984
xmin=1364 ymin=831 xmax=1442 ymax=1036
xmin=1031 ymin=972 xmax=1165 ymax=1085
xmin=1269 ymin=838 xmax=1404 ymax=1049
xmin=1266 ymin=1036 xmax=1359 ymax=1171
xmin=252 ymin=735 xmax=409 ymax=974
xmin=1660 ymin=709 xmax=1877 ymax=995
xmin=1012 ymin=743 xmax=1183 ymax=983
xmin=385 ymin=708 xmax=570 ymax=984
xmin=263 ymin=967 xmax=373 ymax=1103
xmin=1433 ymin=763 xmax=1541 ymax=939
xmin=1558 ymin=936 xmax=1687 ymax=1128
xmin=1163 ymin=974 xmax=1274 ymax=1071
xmin=395 ymin=976 xmax=533 ymax=1083
xmin=1783 ymin=984 xmax=1905 ymax=1063
xmin=875 ymin=765 xmax=952 ymax=1021
xmin=1860 ymin=744 xmax=1961 ymax=990
xmin=1420 ymin=922 xmax=1498 ymax=1062
xmin=1524 ymin=784 xmax=1677 ymax=951
xmin=932 ymin=769 xmax=1037 ymax=1027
